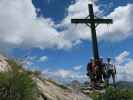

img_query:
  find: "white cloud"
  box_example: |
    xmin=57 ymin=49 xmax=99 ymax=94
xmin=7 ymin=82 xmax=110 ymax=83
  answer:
xmin=116 ymin=59 xmax=133 ymax=82
xmin=59 ymin=2 xmax=133 ymax=43
xmin=115 ymin=51 xmax=133 ymax=82
xmin=26 ymin=56 xmax=37 ymax=61
xmin=26 ymin=61 xmax=33 ymax=66
xmin=101 ymin=4 xmax=133 ymax=41
xmin=53 ymin=69 xmax=73 ymax=78
xmin=115 ymin=51 xmax=130 ymax=65
xmin=0 ymin=0 xmax=72 ymax=49
xmin=58 ymin=0 xmax=100 ymax=42
xmin=38 ymin=56 xmax=48 ymax=62
xmin=42 ymin=51 xmax=133 ymax=82
xmin=73 ymin=65 xmax=83 ymax=70
xmin=26 ymin=55 xmax=48 ymax=62
xmin=0 ymin=0 xmax=132 ymax=50
xmin=42 ymin=67 xmax=88 ymax=82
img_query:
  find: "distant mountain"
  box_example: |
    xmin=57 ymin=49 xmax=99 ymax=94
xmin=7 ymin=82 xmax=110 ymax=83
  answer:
xmin=116 ymin=81 xmax=133 ymax=89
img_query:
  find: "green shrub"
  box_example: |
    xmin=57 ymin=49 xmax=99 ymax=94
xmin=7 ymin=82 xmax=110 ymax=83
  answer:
xmin=92 ymin=87 xmax=133 ymax=100
xmin=89 ymin=91 xmax=101 ymax=100
xmin=0 ymin=60 xmax=39 ymax=100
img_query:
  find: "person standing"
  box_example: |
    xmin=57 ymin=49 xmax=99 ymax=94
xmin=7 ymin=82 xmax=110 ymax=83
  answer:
xmin=96 ymin=58 xmax=106 ymax=83
xmin=87 ymin=59 xmax=96 ymax=89
xmin=106 ymin=58 xmax=116 ymax=87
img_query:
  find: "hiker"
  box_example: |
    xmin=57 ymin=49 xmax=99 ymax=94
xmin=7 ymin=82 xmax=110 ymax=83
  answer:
xmin=106 ymin=58 xmax=116 ymax=87
xmin=87 ymin=59 xmax=96 ymax=89
xmin=95 ymin=59 xmax=106 ymax=83
xmin=99 ymin=59 xmax=109 ymax=87
xmin=95 ymin=60 xmax=101 ymax=83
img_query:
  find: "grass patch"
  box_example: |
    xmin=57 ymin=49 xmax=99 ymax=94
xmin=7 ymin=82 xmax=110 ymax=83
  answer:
xmin=88 ymin=87 xmax=133 ymax=100
xmin=0 ymin=60 xmax=39 ymax=100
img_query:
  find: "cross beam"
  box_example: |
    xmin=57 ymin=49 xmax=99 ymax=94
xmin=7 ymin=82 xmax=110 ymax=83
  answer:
xmin=71 ymin=4 xmax=113 ymax=60
xmin=71 ymin=19 xmax=113 ymax=24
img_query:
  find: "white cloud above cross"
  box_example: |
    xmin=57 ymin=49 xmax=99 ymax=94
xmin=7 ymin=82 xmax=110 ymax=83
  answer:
xmin=0 ymin=0 xmax=132 ymax=50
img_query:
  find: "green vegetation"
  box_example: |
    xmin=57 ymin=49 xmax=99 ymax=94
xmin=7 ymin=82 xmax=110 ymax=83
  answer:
xmin=89 ymin=87 xmax=133 ymax=100
xmin=0 ymin=60 xmax=39 ymax=100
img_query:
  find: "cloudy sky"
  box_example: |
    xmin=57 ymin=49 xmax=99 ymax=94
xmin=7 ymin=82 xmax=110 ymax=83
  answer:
xmin=0 ymin=0 xmax=133 ymax=82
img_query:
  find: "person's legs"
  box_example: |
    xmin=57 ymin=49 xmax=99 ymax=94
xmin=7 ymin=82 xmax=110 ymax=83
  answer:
xmin=96 ymin=68 xmax=100 ymax=82
xmin=103 ymin=71 xmax=109 ymax=87
xmin=101 ymin=67 xmax=106 ymax=83
xmin=112 ymin=73 xmax=116 ymax=88
xmin=107 ymin=70 xmax=112 ymax=86
xmin=96 ymin=67 xmax=103 ymax=83
xmin=99 ymin=69 xmax=103 ymax=83
xmin=91 ymin=80 xmax=95 ymax=89
xmin=89 ymin=73 xmax=96 ymax=89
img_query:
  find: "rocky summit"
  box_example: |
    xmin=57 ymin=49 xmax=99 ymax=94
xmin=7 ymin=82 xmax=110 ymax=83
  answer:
xmin=0 ymin=54 xmax=92 ymax=100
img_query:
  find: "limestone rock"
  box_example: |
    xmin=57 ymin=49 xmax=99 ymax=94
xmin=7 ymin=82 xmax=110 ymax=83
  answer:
xmin=0 ymin=55 xmax=10 ymax=72
xmin=34 ymin=77 xmax=92 ymax=100
xmin=0 ymin=55 xmax=92 ymax=100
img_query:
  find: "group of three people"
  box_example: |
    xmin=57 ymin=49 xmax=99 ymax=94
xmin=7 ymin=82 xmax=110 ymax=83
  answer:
xmin=87 ymin=58 xmax=116 ymax=89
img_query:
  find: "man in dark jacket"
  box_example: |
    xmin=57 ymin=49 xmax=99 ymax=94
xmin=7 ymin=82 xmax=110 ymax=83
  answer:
xmin=96 ymin=59 xmax=105 ymax=83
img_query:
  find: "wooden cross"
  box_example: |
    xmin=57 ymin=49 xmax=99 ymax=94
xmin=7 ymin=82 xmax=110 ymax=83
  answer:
xmin=71 ymin=4 xmax=113 ymax=60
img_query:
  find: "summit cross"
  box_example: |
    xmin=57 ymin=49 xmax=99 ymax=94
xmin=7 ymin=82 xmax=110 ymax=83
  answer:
xmin=71 ymin=4 xmax=113 ymax=60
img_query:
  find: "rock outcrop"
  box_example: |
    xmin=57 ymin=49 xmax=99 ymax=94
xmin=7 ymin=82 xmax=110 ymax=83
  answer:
xmin=34 ymin=77 xmax=91 ymax=100
xmin=0 ymin=55 xmax=92 ymax=100
xmin=0 ymin=55 xmax=10 ymax=72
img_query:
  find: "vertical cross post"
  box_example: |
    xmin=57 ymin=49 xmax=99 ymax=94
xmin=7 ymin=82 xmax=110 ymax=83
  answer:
xmin=71 ymin=4 xmax=113 ymax=61
xmin=89 ymin=4 xmax=99 ymax=60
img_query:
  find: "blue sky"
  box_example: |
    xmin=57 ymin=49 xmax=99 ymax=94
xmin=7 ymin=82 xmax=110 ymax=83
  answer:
xmin=0 ymin=0 xmax=133 ymax=82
